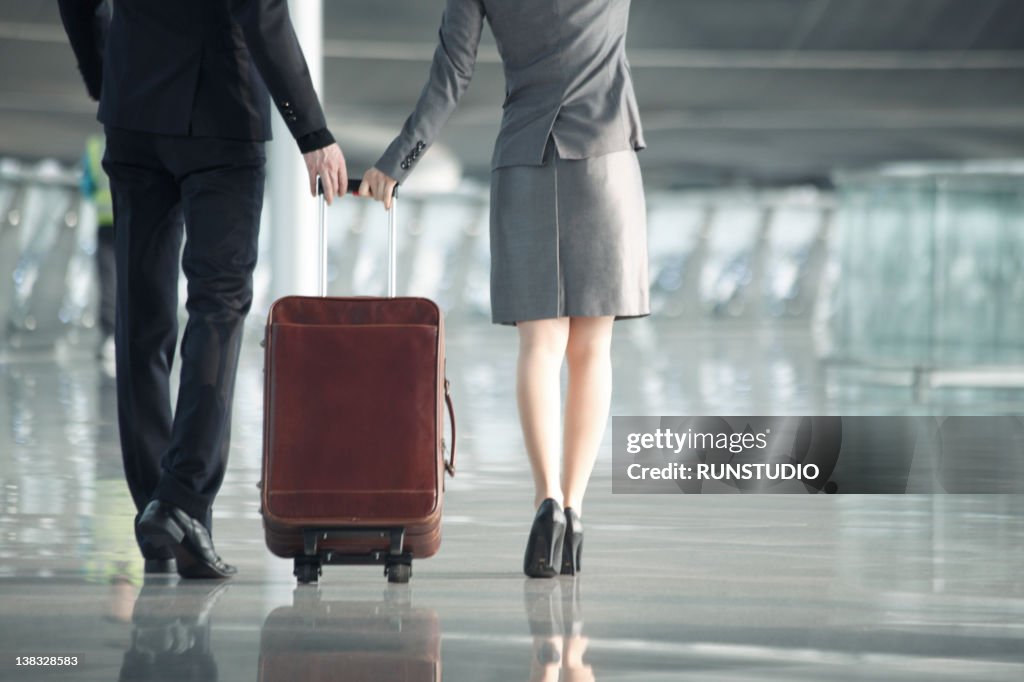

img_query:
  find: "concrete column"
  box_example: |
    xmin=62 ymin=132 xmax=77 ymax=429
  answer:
xmin=267 ymin=0 xmax=324 ymax=300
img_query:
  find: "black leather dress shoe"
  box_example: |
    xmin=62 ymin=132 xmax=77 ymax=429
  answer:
xmin=144 ymin=558 xmax=177 ymax=574
xmin=137 ymin=501 xmax=237 ymax=580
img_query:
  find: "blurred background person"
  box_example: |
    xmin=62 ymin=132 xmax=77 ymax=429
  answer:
xmin=81 ymin=133 xmax=116 ymax=362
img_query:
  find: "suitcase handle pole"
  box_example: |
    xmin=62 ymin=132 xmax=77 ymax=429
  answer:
xmin=316 ymin=177 xmax=399 ymax=298
xmin=317 ymin=178 xmax=328 ymax=297
xmin=387 ymin=190 xmax=397 ymax=297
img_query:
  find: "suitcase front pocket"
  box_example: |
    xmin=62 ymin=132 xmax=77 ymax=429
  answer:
xmin=265 ymin=323 xmax=441 ymax=521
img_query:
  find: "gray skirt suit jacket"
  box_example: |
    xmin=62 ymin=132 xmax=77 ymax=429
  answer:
xmin=376 ymin=0 xmax=650 ymax=324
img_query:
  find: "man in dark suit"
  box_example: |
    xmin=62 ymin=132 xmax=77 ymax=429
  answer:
xmin=58 ymin=0 xmax=347 ymax=579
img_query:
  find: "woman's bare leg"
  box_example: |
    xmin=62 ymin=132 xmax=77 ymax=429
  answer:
xmin=517 ymin=318 xmax=571 ymax=509
xmin=561 ymin=316 xmax=615 ymax=514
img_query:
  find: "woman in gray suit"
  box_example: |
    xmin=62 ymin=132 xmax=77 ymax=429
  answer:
xmin=362 ymin=0 xmax=649 ymax=578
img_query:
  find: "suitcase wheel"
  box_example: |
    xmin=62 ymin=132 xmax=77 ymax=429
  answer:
xmin=385 ymin=561 xmax=412 ymax=584
xmin=294 ymin=557 xmax=322 ymax=584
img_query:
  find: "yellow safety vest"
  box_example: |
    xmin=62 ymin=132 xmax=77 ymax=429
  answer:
xmin=86 ymin=135 xmax=114 ymax=225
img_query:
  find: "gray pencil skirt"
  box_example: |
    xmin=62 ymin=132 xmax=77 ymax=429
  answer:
xmin=488 ymin=143 xmax=651 ymax=326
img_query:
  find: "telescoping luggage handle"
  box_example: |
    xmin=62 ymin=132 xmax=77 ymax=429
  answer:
xmin=315 ymin=177 xmax=457 ymax=477
xmin=316 ymin=177 xmax=398 ymax=298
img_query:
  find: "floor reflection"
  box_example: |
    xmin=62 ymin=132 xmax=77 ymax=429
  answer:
xmin=259 ymin=586 xmax=440 ymax=681
xmin=0 ymin=320 xmax=1022 ymax=680
xmin=120 ymin=581 xmax=228 ymax=681
xmin=523 ymin=580 xmax=591 ymax=682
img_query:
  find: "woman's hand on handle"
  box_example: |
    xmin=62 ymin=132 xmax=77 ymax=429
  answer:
xmin=303 ymin=143 xmax=348 ymax=205
xmin=360 ymin=167 xmax=399 ymax=210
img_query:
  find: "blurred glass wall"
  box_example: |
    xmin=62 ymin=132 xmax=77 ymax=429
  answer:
xmin=0 ymin=159 xmax=83 ymax=350
xmin=822 ymin=163 xmax=1024 ymax=370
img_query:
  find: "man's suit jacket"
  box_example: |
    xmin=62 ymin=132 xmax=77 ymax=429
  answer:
xmin=376 ymin=0 xmax=646 ymax=182
xmin=58 ymin=0 xmax=330 ymax=150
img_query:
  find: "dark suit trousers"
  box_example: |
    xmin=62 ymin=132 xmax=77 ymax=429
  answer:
xmin=103 ymin=128 xmax=265 ymax=548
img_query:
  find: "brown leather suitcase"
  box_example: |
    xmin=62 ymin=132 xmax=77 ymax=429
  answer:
xmin=261 ymin=180 xmax=456 ymax=584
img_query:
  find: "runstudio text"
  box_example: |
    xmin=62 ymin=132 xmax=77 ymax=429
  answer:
xmin=626 ymin=462 xmax=821 ymax=481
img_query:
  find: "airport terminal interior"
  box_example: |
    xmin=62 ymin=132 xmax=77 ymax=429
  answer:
xmin=1 ymin=1 xmax=1024 ymax=680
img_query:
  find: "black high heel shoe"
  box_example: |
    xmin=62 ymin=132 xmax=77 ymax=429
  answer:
xmin=524 ymin=499 xmax=566 ymax=578
xmin=560 ymin=508 xmax=583 ymax=576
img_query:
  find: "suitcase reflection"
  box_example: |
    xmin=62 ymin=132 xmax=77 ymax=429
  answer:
xmin=259 ymin=587 xmax=441 ymax=682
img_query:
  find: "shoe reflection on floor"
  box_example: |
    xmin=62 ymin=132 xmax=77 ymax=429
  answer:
xmin=259 ymin=585 xmax=441 ymax=681
xmin=523 ymin=579 xmax=593 ymax=682
xmin=119 ymin=580 xmax=228 ymax=681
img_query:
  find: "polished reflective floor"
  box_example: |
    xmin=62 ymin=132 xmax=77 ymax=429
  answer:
xmin=1 ymin=318 xmax=1023 ymax=681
